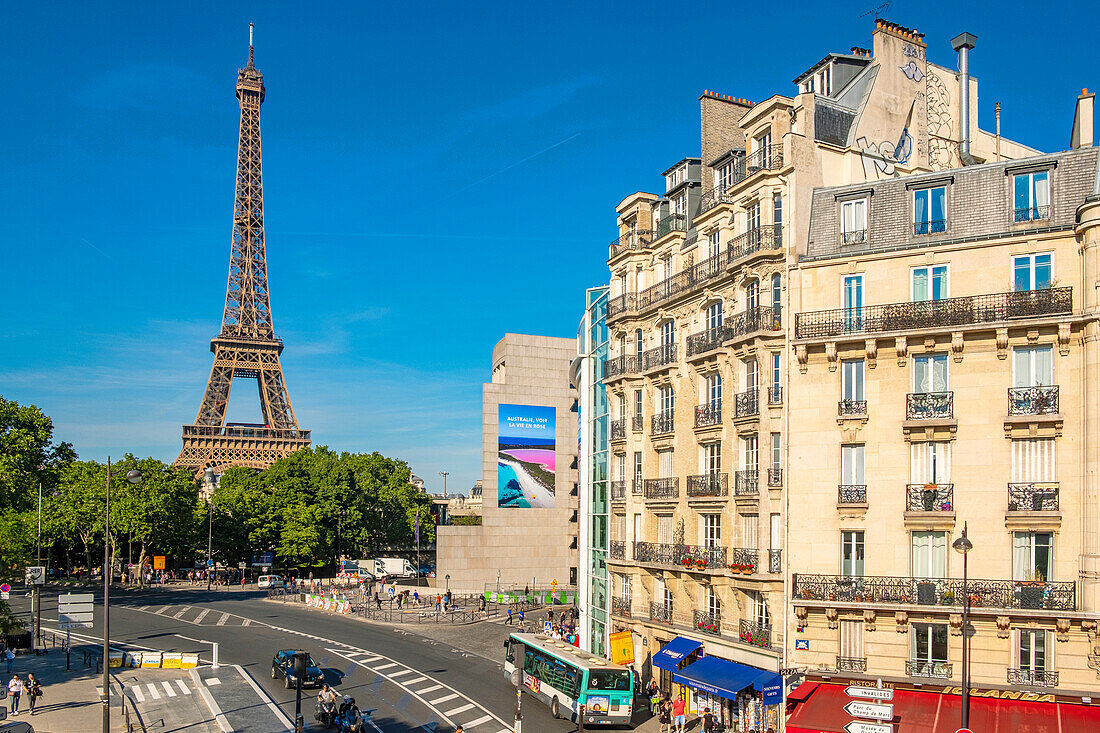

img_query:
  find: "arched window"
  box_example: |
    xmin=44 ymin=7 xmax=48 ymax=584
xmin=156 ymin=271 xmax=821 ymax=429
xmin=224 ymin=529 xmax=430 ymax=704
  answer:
xmin=746 ymin=280 xmax=760 ymax=311
xmin=771 ymin=274 xmax=782 ymax=309
xmin=634 ymin=329 xmax=643 ymax=358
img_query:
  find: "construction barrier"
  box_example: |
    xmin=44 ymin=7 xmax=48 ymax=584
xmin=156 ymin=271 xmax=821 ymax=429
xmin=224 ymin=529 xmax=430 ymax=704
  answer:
xmin=162 ymin=653 xmax=182 ymax=669
xmin=181 ymin=653 xmax=200 ymax=669
xmin=304 ymin=593 xmax=352 ymax=614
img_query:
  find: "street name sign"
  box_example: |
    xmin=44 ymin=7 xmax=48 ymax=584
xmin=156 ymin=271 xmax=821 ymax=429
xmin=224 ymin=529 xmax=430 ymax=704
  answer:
xmin=25 ymin=566 xmax=45 ymax=585
xmin=58 ymin=593 xmax=94 ymax=630
xmin=844 ymin=701 xmax=894 ymax=721
xmin=846 ymin=687 xmax=894 ymax=701
xmin=844 ymin=722 xmax=892 ymax=733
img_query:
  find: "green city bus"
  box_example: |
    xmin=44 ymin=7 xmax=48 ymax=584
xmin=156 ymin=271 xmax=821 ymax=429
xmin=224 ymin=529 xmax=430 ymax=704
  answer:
xmin=503 ymin=632 xmax=634 ymax=726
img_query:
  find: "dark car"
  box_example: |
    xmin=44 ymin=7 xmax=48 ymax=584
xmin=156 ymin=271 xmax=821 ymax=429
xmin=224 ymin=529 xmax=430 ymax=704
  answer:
xmin=271 ymin=649 xmax=325 ymax=689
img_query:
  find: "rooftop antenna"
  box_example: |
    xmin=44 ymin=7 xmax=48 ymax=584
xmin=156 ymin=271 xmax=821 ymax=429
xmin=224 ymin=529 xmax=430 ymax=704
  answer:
xmin=860 ymin=2 xmax=890 ymax=18
xmin=248 ymin=22 xmax=254 ymax=67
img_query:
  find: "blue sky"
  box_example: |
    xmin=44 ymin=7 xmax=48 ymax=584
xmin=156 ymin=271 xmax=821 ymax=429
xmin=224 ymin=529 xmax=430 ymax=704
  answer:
xmin=2 ymin=1 xmax=1093 ymax=494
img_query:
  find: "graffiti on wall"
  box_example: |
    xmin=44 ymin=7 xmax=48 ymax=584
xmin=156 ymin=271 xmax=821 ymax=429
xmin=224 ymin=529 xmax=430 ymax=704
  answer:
xmin=858 ymin=102 xmax=915 ymax=178
xmin=899 ymin=60 xmax=925 ymax=83
xmin=925 ymin=65 xmax=956 ymax=169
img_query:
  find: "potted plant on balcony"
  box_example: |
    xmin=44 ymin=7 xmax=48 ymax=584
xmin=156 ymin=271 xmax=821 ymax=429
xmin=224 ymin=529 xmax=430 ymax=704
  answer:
xmin=922 ymin=483 xmax=937 ymax=511
xmin=695 ymin=558 xmax=708 ymax=570
xmin=1017 ymin=570 xmax=1047 ymax=609
xmin=728 ymin=562 xmax=742 ymax=573
xmin=743 ymin=562 xmax=756 ymax=574
xmin=680 ymin=558 xmax=694 ymax=569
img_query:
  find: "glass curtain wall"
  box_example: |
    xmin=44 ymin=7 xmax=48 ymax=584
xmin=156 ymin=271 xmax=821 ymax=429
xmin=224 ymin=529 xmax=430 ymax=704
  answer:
xmin=580 ymin=286 xmax=610 ymax=656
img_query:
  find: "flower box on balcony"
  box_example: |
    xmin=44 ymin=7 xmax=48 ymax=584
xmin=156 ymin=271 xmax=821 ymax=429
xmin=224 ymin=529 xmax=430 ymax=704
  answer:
xmin=696 ymin=622 xmax=719 ymax=634
xmin=694 ymin=559 xmax=708 ymax=570
xmin=680 ymin=559 xmax=694 ymax=568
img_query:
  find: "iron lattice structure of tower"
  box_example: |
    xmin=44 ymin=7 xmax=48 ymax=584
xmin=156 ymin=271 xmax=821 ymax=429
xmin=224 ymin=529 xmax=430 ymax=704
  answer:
xmin=176 ymin=30 xmax=310 ymax=475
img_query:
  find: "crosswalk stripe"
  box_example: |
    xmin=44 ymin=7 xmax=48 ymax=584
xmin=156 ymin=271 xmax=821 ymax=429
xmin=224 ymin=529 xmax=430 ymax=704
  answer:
xmin=131 ymin=686 xmax=145 ymax=703
xmin=463 ymin=714 xmax=493 ymax=729
xmin=172 ymin=607 xmax=190 ymax=619
xmin=444 ymin=703 xmax=475 ymax=716
xmin=146 ymin=683 xmax=161 ymax=700
xmin=161 ymin=681 xmax=177 ymax=697
xmin=216 ymin=613 xmax=229 ymax=626
xmin=430 ymin=693 xmax=459 ymax=705
xmin=242 ymin=618 xmax=251 ymax=626
xmin=405 ymin=676 xmax=428 ymax=685
xmin=416 ymin=684 xmax=442 ymax=694
xmin=374 ymin=662 xmax=398 ymax=671
xmin=155 ymin=606 xmax=170 ymax=616
xmin=194 ymin=609 xmax=210 ymax=623
xmin=388 ymin=668 xmax=414 ymax=677
xmin=175 ymin=680 xmax=191 ymax=695
xmin=361 ymin=655 xmax=384 ymax=663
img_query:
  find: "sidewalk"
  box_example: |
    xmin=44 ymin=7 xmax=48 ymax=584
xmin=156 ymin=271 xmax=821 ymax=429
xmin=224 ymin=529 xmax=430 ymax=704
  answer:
xmin=0 ymin=645 xmax=116 ymax=733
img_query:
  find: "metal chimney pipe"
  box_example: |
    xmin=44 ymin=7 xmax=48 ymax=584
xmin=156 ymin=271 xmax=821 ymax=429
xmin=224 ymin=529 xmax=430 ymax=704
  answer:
xmin=951 ymin=32 xmax=978 ymax=164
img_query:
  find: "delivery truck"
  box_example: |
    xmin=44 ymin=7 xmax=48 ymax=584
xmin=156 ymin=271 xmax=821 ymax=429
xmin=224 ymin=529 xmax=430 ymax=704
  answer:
xmin=374 ymin=557 xmax=416 ymax=577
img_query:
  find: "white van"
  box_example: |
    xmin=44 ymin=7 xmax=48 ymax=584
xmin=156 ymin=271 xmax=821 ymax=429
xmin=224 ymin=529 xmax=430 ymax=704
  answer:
xmin=258 ymin=575 xmax=284 ymax=589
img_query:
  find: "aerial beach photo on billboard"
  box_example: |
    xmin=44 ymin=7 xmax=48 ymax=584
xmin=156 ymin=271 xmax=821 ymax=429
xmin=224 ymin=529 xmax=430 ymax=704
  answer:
xmin=497 ymin=403 xmax=556 ymax=508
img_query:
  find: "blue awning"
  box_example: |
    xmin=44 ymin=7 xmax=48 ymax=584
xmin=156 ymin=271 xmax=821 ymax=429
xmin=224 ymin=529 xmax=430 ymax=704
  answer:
xmin=673 ymin=656 xmax=783 ymax=705
xmin=651 ymin=636 xmax=703 ymax=671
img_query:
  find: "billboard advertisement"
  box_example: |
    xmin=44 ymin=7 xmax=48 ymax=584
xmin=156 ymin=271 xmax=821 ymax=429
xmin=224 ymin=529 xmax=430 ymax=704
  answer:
xmin=498 ymin=403 xmax=556 ymax=508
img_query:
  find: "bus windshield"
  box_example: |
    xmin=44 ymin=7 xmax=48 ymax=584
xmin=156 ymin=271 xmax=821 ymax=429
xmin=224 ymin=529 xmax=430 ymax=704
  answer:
xmin=587 ymin=669 xmax=631 ymax=691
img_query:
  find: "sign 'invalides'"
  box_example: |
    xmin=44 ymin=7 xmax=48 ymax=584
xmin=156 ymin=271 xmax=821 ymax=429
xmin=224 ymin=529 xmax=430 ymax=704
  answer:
xmin=844 ymin=701 xmax=894 ymax=721
xmin=846 ymin=686 xmax=894 ymax=701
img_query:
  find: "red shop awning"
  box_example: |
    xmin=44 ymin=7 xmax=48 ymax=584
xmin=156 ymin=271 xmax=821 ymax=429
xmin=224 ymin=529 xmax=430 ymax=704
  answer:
xmin=785 ymin=681 xmax=1100 ymax=733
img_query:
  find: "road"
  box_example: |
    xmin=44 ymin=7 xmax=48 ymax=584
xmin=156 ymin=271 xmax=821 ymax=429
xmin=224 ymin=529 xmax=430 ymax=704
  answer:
xmin=8 ymin=585 xmax=603 ymax=732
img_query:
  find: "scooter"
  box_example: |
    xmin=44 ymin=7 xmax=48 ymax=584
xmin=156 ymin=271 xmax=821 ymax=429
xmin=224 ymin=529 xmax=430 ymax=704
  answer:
xmin=315 ymin=697 xmax=338 ymax=729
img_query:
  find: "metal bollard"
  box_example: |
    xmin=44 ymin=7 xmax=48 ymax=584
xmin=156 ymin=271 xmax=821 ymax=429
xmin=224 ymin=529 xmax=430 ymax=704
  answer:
xmin=212 ymin=642 xmax=220 ymax=670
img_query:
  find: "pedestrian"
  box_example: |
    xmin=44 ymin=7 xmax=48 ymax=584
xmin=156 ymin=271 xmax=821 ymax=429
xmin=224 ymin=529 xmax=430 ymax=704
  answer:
xmin=375 ymin=593 xmax=383 ymax=610
xmin=506 ymin=608 xmax=513 ymax=625
xmin=7 ymin=674 xmax=23 ymax=715
xmin=455 ymin=726 xmax=463 ymax=733
xmin=702 ymin=706 xmax=717 ymax=733
xmin=547 ymin=609 xmax=554 ymax=624
xmin=4 ymin=647 xmax=13 ymax=673
xmin=413 ymin=590 xmax=419 ymax=606
xmin=672 ymin=696 xmax=686 ymax=733
xmin=518 ymin=609 xmax=525 ymax=627
xmin=658 ymin=699 xmax=672 ymax=733
xmin=646 ymin=679 xmax=660 ymax=714
xmin=25 ymin=673 xmax=41 ymax=715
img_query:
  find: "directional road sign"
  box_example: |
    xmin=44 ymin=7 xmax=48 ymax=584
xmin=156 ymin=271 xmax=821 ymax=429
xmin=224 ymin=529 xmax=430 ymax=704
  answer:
xmin=844 ymin=701 xmax=894 ymax=721
xmin=58 ymin=593 xmax=95 ymax=629
xmin=25 ymin=566 xmax=45 ymax=585
xmin=844 ymin=722 xmax=892 ymax=733
xmin=846 ymin=686 xmax=894 ymax=701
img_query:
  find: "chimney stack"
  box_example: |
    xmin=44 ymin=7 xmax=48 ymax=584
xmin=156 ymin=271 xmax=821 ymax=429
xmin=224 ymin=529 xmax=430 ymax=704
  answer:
xmin=951 ymin=32 xmax=978 ymax=165
xmin=1072 ymin=89 xmax=1095 ymax=149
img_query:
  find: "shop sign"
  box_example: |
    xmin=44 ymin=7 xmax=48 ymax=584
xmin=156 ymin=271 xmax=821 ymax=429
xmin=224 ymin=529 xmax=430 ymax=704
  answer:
xmin=846 ymin=686 xmax=894 ymax=701
xmin=844 ymin=701 xmax=894 ymax=720
xmin=844 ymin=723 xmax=892 ymax=733
xmin=940 ymin=686 xmax=1054 ymax=703
xmin=609 ymin=630 xmax=634 ymax=665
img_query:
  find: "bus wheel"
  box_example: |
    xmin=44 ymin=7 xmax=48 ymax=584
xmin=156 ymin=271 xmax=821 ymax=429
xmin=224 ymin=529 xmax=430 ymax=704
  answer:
xmin=551 ymin=698 xmax=560 ymax=719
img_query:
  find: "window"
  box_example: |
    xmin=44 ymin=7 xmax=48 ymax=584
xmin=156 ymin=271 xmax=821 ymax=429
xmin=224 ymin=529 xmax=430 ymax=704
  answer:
xmin=633 ymin=512 xmax=642 ymax=542
xmin=911 ymin=531 xmax=947 ymax=578
xmin=911 ymin=442 xmax=951 ymax=484
xmin=634 ymin=329 xmax=643 ymax=359
xmin=913 ymin=186 xmax=947 ymax=235
xmin=842 ymin=359 xmax=865 ymax=402
xmin=773 ymin=193 xmax=783 ymax=245
xmin=707 ymin=587 xmax=721 ymax=618
xmin=770 ymin=433 xmax=781 ymax=471
xmin=841 ymin=530 xmax=865 ymax=576
xmin=769 ymin=513 xmax=781 ymax=550
xmin=716 ymin=162 xmax=735 ymax=190
xmin=703 ymin=442 xmax=722 ymax=475
xmin=913 ymin=354 xmax=949 ymax=393
xmin=912 ymin=265 xmax=949 ymax=301
xmin=661 ymin=320 xmax=675 ymax=347
xmin=1014 ymin=346 xmax=1053 ymax=386
xmin=1013 ymin=253 xmax=1052 ymax=291
xmin=705 ymin=373 xmax=722 ymax=410
xmin=754 ymin=132 xmax=772 ymax=160
xmin=1013 ymin=532 xmax=1053 ymax=581
xmin=742 ymin=514 xmax=759 ymax=549
xmin=840 ymin=620 xmax=864 ymax=660
xmin=701 ymin=514 xmax=721 ymax=548
xmin=659 ymin=386 xmax=674 ymax=414
xmin=615 ymin=514 xmax=626 ymax=542
xmin=742 ymin=434 xmax=759 ymax=471
xmin=707 ymin=230 xmax=720 ymax=260
xmin=1011 ymin=438 xmax=1055 ymax=483
xmin=841 ymin=199 xmax=867 ymax=242
xmin=842 ymin=444 xmax=865 ymax=486
xmin=771 ymin=352 xmax=781 ymax=389
xmin=912 ymin=623 xmax=949 ymax=669
xmin=748 ymin=201 xmax=761 ymax=233
xmin=771 ymin=274 xmax=782 ymax=310
xmin=615 ymin=454 xmax=625 ymax=482
xmin=658 ymin=450 xmax=673 ymax=480
xmin=842 ymin=275 xmax=863 ymax=331
xmin=744 ymin=358 xmax=759 ymax=392
xmin=1017 ymin=629 xmax=1050 ymax=672
xmin=746 ymin=279 xmax=760 ymax=310
xmin=633 ymin=452 xmax=642 ymax=482
xmin=705 ymin=302 xmax=723 ymax=333
xmin=657 ymin=514 xmax=673 ymax=544
xmin=634 ymin=390 xmax=643 ymax=419
xmin=616 ymin=395 xmax=625 ymax=421
xmin=1014 ymin=171 xmax=1050 ymax=222
xmin=749 ymin=590 xmax=770 ymax=627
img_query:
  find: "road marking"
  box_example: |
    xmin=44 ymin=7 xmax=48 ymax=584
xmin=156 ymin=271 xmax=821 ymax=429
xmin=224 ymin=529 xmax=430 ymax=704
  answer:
xmin=463 ymin=714 xmax=494 ymax=729
xmin=361 ymin=655 xmax=384 ymax=663
xmin=173 ymin=606 xmax=191 ymax=619
xmin=445 ymin=702 xmax=475 ymax=716
xmin=161 ymin=680 xmax=177 ymax=697
xmin=175 ymin=679 xmax=191 ymax=695
xmin=388 ymin=668 xmax=415 ymax=677
xmin=242 ymin=618 xmax=251 ymax=627
xmin=373 ymin=662 xmax=399 ymax=671
xmin=131 ymin=685 xmax=145 ymax=703
xmin=146 ymin=682 xmax=161 ymax=700
xmin=416 ymin=684 xmax=442 ymax=694
xmin=405 ymin=676 xmax=428 ymax=685
xmin=155 ymin=606 xmax=171 ymax=616
xmin=233 ymin=664 xmax=294 ymax=731
xmin=194 ymin=609 xmax=210 ymax=623
xmin=430 ymin=693 xmax=460 ymax=705
xmin=189 ymin=668 xmax=231 ymax=733
xmin=205 ymin=678 xmax=221 ymax=686
xmin=216 ymin=613 xmax=229 ymax=626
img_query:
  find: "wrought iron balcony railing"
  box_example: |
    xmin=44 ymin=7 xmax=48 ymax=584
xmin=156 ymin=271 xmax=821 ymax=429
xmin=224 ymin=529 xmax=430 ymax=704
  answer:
xmin=767 ymin=468 xmax=782 ymax=487
xmin=795 ymin=287 xmax=1073 ymax=340
xmin=651 ymin=409 xmax=675 ymax=436
xmin=727 ymin=306 xmax=781 ymax=339
xmin=643 ymin=477 xmax=678 ymax=499
xmin=694 ymin=402 xmax=722 ymax=428
xmin=632 ymin=478 xmax=644 ymax=495
xmin=656 ymin=213 xmax=687 ymax=238
xmin=633 ymin=541 xmax=726 ymax=569
xmin=1014 ymin=205 xmax=1051 ymax=223
xmin=1007 ymin=668 xmax=1059 ymax=687
xmin=906 ymin=660 xmax=952 ymax=679
xmin=632 ymin=414 xmax=644 ymax=432
xmin=746 ymin=144 xmax=783 ymax=172
xmin=842 ymin=229 xmax=867 ymax=245
xmin=603 ymin=355 xmax=640 ymax=380
xmin=1008 ymin=385 xmax=1059 ymax=415
xmin=734 ymin=389 xmax=760 ymax=418
xmin=1008 ymin=483 xmax=1059 ymax=512
xmin=730 ymin=548 xmax=759 ymax=574
xmin=687 ymin=326 xmax=729 ymax=356
xmin=734 ymin=470 xmax=759 ymax=496
xmin=699 ymin=183 xmax=737 ymax=214
xmin=606 ymin=293 xmax=637 ymax=320
xmin=693 ymin=609 xmax=722 ymax=635
xmin=609 ymin=540 xmax=625 ymax=560
xmin=768 ymin=386 xmax=783 ymax=405
xmin=610 ymin=481 xmax=627 ymax=500
xmin=610 ymin=418 xmax=626 ymax=441
xmin=687 ymin=473 xmax=728 ymax=497
xmin=838 ymin=485 xmax=868 ymax=504
xmin=792 ymin=573 xmax=1077 ymax=610
xmin=913 ymin=218 xmax=948 ymax=236
xmin=906 ymin=483 xmax=954 ymax=512
xmin=768 ymin=549 xmax=782 ymax=574
xmin=838 ymin=399 xmax=867 ymax=417
xmin=609 ymin=229 xmax=654 ymax=259
xmin=649 ymin=601 xmax=674 ymax=624
xmin=836 ymin=656 xmax=867 ymax=673
xmin=643 ymin=343 xmax=677 ymax=371
xmin=738 ymin=619 xmax=772 ymax=648
xmin=907 ymin=391 xmax=953 ymax=420
xmin=611 ymin=596 xmax=631 ymax=616
xmin=726 ymin=224 xmax=784 ymax=265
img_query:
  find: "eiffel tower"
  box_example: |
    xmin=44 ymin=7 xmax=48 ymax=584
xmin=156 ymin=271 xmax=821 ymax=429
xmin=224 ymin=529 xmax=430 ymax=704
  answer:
xmin=176 ymin=25 xmax=310 ymax=475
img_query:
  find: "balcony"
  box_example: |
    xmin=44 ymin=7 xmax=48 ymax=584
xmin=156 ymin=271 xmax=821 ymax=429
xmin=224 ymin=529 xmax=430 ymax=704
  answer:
xmin=610 ymin=418 xmax=627 ymax=442
xmin=907 ymin=660 xmax=952 ymax=679
xmin=734 ymin=470 xmax=759 ymax=496
xmin=687 ymin=473 xmax=728 ymax=498
xmin=651 ymin=409 xmax=675 ymax=436
xmin=1008 ymin=483 xmax=1060 ymax=512
xmin=609 ymin=541 xmax=625 ymax=560
xmin=182 ymin=424 xmax=311 ymax=441
xmin=768 ymin=549 xmax=782 ymax=574
xmin=913 ymin=218 xmax=948 ymax=236
xmin=633 ymin=541 xmax=726 ymax=570
xmin=730 ymin=548 xmax=759 ymax=574
xmin=694 ymin=403 xmax=722 ymax=428
xmin=607 ymin=293 xmax=637 ymax=321
xmin=604 ymin=355 xmax=640 ymax=380
xmin=1007 ymin=668 xmax=1059 ymax=688
xmin=656 ymin=213 xmax=687 ymax=239
xmin=738 ymin=619 xmax=772 ymax=649
xmin=632 ymin=478 xmax=644 ymax=495
xmin=792 ymin=573 xmax=1077 ymax=611
xmin=746 ymin=144 xmax=784 ymax=173
xmin=727 ymin=305 xmax=781 ymax=340
xmin=609 ymin=229 xmax=654 ymax=259
xmin=906 ymin=484 xmax=954 ymax=512
xmin=649 ymin=601 xmax=674 ymax=624
xmin=841 ymin=229 xmax=867 ymax=245
xmin=795 ymin=287 xmax=1073 ymax=340
xmin=767 ymin=468 xmax=782 ymax=487
xmin=907 ymin=392 xmax=953 ymax=420
xmin=768 ymin=386 xmax=783 ymax=405
xmin=1014 ymin=205 xmax=1051 ymax=223
xmin=693 ymin=609 xmax=722 ymax=635
xmin=611 ymin=596 xmax=631 ymax=617
xmin=698 ymin=183 xmax=737 ymax=215
xmin=643 ymin=477 xmax=679 ymax=500
xmin=632 ymin=414 xmax=644 ymax=433
xmin=734 ymin=389 xmax=760 ymax=418
xmin=838 ymin=399 xmax=867 ymax=417
xmin=1008 ymin=386 xmax=1059 ymax=415
xmin=610 ymin=481 xmax=627 ymax=500
xmin=727 ymin=225 xmax=784 ymax=265
xmin=687 ymin=326 xmax=728 ymax=357
xmin=836 ymin=656 xmax=867 ymax=673
xmin=837 ymin=485 xmax=867 ymax=504
xmin=643 ymin=343 xmax=677 ymax=371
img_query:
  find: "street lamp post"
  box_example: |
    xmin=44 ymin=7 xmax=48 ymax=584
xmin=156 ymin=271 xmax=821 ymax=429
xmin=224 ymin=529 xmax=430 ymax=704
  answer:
xmin=439 ymin=470 xmax=449 ymax=500
xmin=204 ymin=469 xmax=215 ymax=591
xmin=103 ymin=458 xmax=142 ymax=733
xmin=952 ymin=522 xmax=973 ymax=730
